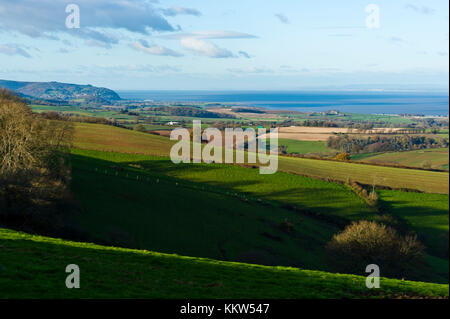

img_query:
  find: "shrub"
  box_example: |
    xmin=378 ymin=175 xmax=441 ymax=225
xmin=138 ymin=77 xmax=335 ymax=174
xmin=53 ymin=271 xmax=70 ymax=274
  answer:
xmin=134 ymin=124 xmax=147 ymax=132
xmin=326 ymin=220 xmax=425 ymax=278
xmin=335 ymin=152 xmax=351 ymax=161
xmin=279 ymin=219 xmax=295 ymax=233
xmin=422 ymin=161 xmax=432 ymax=169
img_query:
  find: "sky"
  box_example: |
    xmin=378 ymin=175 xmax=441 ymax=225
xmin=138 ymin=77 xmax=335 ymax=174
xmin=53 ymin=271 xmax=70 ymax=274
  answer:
xmin=0 ymin=0 xmax=448 ymax=90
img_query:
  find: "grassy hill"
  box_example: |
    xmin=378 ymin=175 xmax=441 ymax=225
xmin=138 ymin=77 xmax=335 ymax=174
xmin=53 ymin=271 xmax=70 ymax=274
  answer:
xmin=67 ymin=148 xmax=448 ymax=283
xmin=72 ymin=123 xmax=449 ymax=194
xmin=1 ymin=228 xmax=448 ymax=299
xmin=352 ymin=148 xmax=449 ymax=171
xmin=73 ymin=122 xmax=174 ymax=156
xmin=0 ymin=79 xmax=120 ymax=102
xmin=69 ymin=148 xmax=363 ymax=271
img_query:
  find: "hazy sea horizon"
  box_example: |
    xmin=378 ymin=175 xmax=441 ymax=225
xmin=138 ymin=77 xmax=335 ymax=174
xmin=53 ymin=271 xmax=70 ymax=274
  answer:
xmin=117 ymin=90 xmax=449 ymax=116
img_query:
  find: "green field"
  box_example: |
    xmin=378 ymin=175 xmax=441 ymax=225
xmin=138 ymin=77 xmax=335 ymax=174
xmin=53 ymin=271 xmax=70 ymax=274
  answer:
xmin=70 ymin=150 xmax=340 ymax=270
xmin=278 ymin=139 xmax=334 ymax=155
xmin=278 ymin=156 xmax=449 ymax=194
xmin=353 ymin=148 xmax=449 ymax=170
xmin=379 ymin=190 xmax=449 ymax=258
xmin=71 ymin=148 xmax=372 ymax=220
xmin=72 ymin=123 xmax=450 ymax=194
xmin=1 ymin=228 xmax=447 ymax=299
xmin=67 ymin=148 xmax=448 ymax=283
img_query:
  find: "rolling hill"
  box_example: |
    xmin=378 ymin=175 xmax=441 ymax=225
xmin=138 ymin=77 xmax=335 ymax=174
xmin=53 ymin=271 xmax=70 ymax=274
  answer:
xmin=0 ymin=79 xmax=121 ymax=102
xmin=1 ymin=228 xmax=448 ymax=299
xmin=352 ymin=148 xmax=449 ymax=171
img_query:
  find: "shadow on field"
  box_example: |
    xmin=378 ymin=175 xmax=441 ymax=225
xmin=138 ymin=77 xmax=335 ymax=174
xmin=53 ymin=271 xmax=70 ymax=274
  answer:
xmin=379 ymin=198 xmax=449 ymax=259
xmin=66 ymin=152 xmax=449 ymax=284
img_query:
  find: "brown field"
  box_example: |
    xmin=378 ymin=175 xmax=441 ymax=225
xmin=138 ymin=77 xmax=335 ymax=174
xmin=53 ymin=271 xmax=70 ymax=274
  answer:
xmin=73 ymin=122 xmax=174 ymax=156
xmin=152 ymin=130 xmax=172 ymax=137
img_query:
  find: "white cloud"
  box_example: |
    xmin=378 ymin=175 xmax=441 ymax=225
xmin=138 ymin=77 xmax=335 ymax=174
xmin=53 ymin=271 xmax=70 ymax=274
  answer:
xmin=0 ymin=43 xmax=31 ymax=58
xmin=405 ymin=4 xmax=435 ymax=15
xmin=132 ymin=39 xmax=183 ymax=57
xmin=238 ymin=51 xmax=251 ymax=58
xmin=275 ymin=13 xmax=289 ymax=24
xmin=228 ymin=67 xmax=273 ymax=74
xmin=162 ymin=30 xmax=257 ymax=40
xmin=162 ymin=6 xmax=201 ymax=17
xmin=95 ymin=64 xmax=182 ymax=74
xmin=180 ymin=38 xmax=234 ymax=58
xmin=0 ymin=0 xmax=175 ymax=47
xmin=162 ymin=30 xmax=257 ymax=59
xmin=389 ymin=36 xmax=405 ymax=44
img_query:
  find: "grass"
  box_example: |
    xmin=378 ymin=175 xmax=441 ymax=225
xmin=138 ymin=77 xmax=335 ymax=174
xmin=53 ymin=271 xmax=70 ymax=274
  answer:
xmin=0 ymin=228 xmax=448 ymax=299
xmin=70 ymin=151 xmax=340 ymax=270
xmin=378 ymin=190 xmax=449 ymax=259
xmin=351 ymin=153 xmax=382 ymax=161
xmin=68 ymin=149 xmax=449 ymax=283
xmin=278 ymin=156 xmax=449 ymax=194
xmin=353 ymin=148 xmax=449 ymax=170
xmin=71 ymin=149 xmax=373 ymax=221
xmin=73 ymin=122 xmax=174 ymax=156
xmin=71 ymin=123 xmax=449 ymax=194
xmin=278 ymin=139 xmax=334 ymax=155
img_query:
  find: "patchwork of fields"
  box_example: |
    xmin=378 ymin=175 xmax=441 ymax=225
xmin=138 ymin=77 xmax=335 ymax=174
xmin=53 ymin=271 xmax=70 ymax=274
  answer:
xmin=72 ymin=123 xmax=450 ymax=194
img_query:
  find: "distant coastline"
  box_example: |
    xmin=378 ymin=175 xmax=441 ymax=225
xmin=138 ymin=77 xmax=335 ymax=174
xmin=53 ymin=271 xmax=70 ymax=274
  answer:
xmin=117 ymin=90 xmax=450 ymax=116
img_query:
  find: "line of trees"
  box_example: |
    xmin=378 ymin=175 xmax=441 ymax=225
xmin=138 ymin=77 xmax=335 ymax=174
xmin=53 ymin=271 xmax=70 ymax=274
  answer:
xmin=147 ymin=106 xmax=236 ymax=119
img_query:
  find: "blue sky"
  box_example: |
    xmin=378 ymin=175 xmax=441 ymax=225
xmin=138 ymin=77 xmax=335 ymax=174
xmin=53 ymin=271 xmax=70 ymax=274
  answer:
xmin=0 ymin=0 xmax=448 ymax=90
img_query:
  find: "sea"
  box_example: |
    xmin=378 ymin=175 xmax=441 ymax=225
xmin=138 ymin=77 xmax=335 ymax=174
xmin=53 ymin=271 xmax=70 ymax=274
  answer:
xmin=116 ymin=90 xmax=449 ymax=116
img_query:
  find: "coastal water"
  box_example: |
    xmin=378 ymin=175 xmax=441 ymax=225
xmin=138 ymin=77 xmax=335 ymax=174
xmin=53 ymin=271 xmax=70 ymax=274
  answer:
xmin=117 ymin=90 xmax=449 ymax=116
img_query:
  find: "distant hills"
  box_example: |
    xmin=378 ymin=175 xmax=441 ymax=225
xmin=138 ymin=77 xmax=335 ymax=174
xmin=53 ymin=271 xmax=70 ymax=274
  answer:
xmin=0 ymin=79 xmax=121 ymax=103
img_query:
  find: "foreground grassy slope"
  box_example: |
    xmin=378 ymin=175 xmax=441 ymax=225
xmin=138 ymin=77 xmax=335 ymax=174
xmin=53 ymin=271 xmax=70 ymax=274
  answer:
xmin=72 ymin=123 xmax=449 ymax=194
xmin=353 ymin=148 xmax=449 ymax=170
xmin=1 ymin=228 xmax=447 ymax=299
xmin=70 ymin=152 xmax=339 ymax=270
